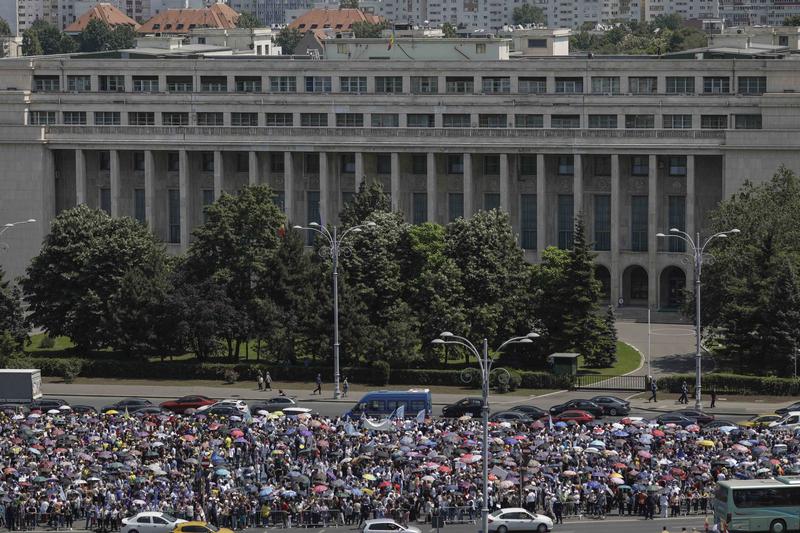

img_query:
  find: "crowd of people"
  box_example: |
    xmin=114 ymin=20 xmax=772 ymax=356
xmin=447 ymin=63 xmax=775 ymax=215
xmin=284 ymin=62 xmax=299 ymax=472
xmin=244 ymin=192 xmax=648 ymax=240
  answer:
xmin=0 ymin=405 xmax=798 ymax=531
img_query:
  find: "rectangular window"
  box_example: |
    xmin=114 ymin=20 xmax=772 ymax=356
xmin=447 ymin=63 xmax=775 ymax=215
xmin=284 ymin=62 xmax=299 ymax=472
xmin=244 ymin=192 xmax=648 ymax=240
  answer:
xmin=631 ymin=195 xmax=648 ymax=251
xmin=375 ymin=76 xmax=403 ymax=94
xmin=594 ymin=156 xmax=611 ymax=176
xmin=340 ymin=76 xmax=367 ymax=93
xmin=306 ymin=191 xmax=320 ymax=244
xmin=236 ymin=153 xmax=249 ymax=173
xmin=167 ymin=152 xmax=179 ymax=172
xmin=668 ymin=195 xmax=686 ymax=253
xmin=132 ymin=76 xmax=159 ymax=92
xmin=447 ymin=154 xmax=463 ymax=174
xmin=628 ymin=76 xmax=657 ymax=94
xmin=133 ymin=151 xmax=145 ymax=172
xmin=558 ymin=194 xmax=574 ymax=249
xmin=703 ymin=76 xmax=730 ymax=94
xmin=29 ymin=111 xmax=56 ymax=125
xmin=519 ymin=77 xmax=546 ymax=94
xmin=669 ymin=156 xmax=687 ymax=176
xmin=446 ymin=76 xmax=474 ymax=94
xmin=594 ymin=194 xmax=611 ymax=251
xmin=412 ymin=192 xmax=427 ymax=224
xmin=482 ymin=76 xmax=510 ymax=94
xmin=515 ymin=114 xmax=543 ymax=128
xmin=231 ymin=112 xmax=258 ymax=127
xmin=34 ymin=76 xmax=59 ymax=92
xmin=304 ymin=76 xmax=331 ymax=93
xmin=552 ymin=115 xmax=580 ymax=128
xmin=201 ymin=76 xmax=227 ymax=92
xmin=340 ymin=154 xmax=355 ymax=173
xmin=134 ymin=188 xmax=145 ymax=223
xmin=484 ymin=155 xmax=500 ymax=175
xmin=162 ymin=112 xmax=189 ymax=126
xmin=479 ymin=114 xmax=507 ymax=128
xmin=371 ymin=113 xmax=399 ymax=127
xmin=201 ymin=152 xmax=214 ymax=172
xmin=304 ymin=153 xmax=320 ymax=174
xmin=300 ymin=113 xmax=328 ymax=127
xmin=202 ymin=189 xmax=214 ymax=224
xmin=738 ymin=76 xmax=766 ymax=95
xmin=443 ymin=114 xmax=471 ymax=128
xmin=663 ymin=114 xmax=692 ymax=129
xmin=270 ymin=76 xmax=296 ymax=93
xmin=412 ymin=154 xmax=427 ymax=174
xmin=735 ymin=114 xmax=762 ymax=129
xmin=631 ymin=155 xmax=649 ymax=176
xmin=94 ymin=111 xmax=120 ymax=125
xmin=265 ymin=113 xmax=293 ymax=126
xmin=167 ymin=76 xmax=192 ymax=92
xmin=168 ymin=189 xmax=180 ymax=243
xmin=99 ymin=151 xmax=110 ymax=171
xmin=99 ymin=75 xmax=124 ymax=92
xmin=271 ymin=154 xmax=285 ymax=173
xmin=701 ymin=115 xmax=728 ymax=129
xmin=625 ymin=114 xmax=654 ymax=129
xmin=591 ymin=76 xmax=620 ymax=94
xmin=273 ymin=191 xmax=285 ymax=211
xmin=519 ymin=155 xmax=537 ymax=176
xmin=666 ymin=76 xmax=694 ymax=94
xmin=588 ymin=114 xmax=617 ymax=129
xmin=555 ymin=77 xmax=583 ymax=93
xmin=411 ymin=76 xmax=438 ymax=94
xmin=527 ymin=38 xmax=547 ymax=47
xmin=63 ymin=111 xmax=86 ymax=125
xmin=67 ymin=75 xmax=91 ymax=92
xmin=128 ymin=112 xmax=155 ymax=126
xmin=521 ymin=194 xmax=537 ymax=250
xmin=484 ymin=192 xmax=500 ymax=211
xmin=448 ymin=192 xmax=464 ymax=222
xmin=476 ymin=43 xmax=486 ymax=54
xmin=197 ymin=112 xmax=224 ymax=126
xmin=558 ymin=155 xmax=574 ymax=175
xmin=407 ymin=114 xmax=434 ymax=128
xmin=336 ymin=113 xmax=364 ymax=127
xmin=376 ymin=154 xmax=391 ymax=174
xmin=100 ymin=188 xmax=111 ymax=215
xmin=235 ymin=77 xmax=261 ymax=93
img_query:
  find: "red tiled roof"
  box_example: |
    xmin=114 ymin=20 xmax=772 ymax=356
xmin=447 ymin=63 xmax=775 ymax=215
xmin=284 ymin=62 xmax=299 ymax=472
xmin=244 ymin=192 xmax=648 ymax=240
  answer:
xmin=289 ymin=8 xmax=383 ymax=31
xmin=64 ymin=3 xmax=140 ymax=33
xmin=138 ymin=3 xmax=240 ymax=35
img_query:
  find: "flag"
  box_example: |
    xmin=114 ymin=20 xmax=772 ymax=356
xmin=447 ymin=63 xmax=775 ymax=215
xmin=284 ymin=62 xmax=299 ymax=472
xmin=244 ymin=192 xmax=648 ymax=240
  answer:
xmin=548 ymin=414 xmax=554 ymax=431
xmin=278 ymin=224 xmax=286 ymax=238
xmin=124 ymin=406 xmax=130 ymax=420
xmin=387 ymin=33 xmax=395 ymax=50
xmin=416 ymin=409 xmax=426 ymax=424
xmin=395 ymin=404 xmax=405 ymax=420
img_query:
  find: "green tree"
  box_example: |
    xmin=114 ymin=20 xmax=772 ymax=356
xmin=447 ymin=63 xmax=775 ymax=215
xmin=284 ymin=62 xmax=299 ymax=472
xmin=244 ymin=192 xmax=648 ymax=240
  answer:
xmin=236 ymin=12 xmax=263 ymax=28
xmin=0 ymin=268 xmax=26 ymax=357
xmin=784 ymin=15 xmax=800 ymax=25
xmin=340 ymin=0 xmax=359 ymax=7
xmin=22 ymin=30 xmax=43 ymax=55
xmin=275 ymin=27 xmax=303 ymax=55
xmin=0 ymin=17 xmax=11 ymax=36
xmin=352 ymin=20 xmax=386 ymax=38
xmin=79 ymin=18 xmax=111 ymax=52
xmin=339 ymin=181 xmax=391 ymax=227
xmin=512 ymin=4 xmax=546 ymax=25
xmin=24 ymin=20 xmax=76 ymax=55
xmin=441 ymin=22 xmax=457 ymax=38
xmin=107 ymin=24 xmax=136 ymax=50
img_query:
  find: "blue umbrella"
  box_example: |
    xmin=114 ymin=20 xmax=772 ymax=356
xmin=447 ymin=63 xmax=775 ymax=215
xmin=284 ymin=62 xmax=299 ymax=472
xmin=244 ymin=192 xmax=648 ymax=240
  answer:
xmin=613 ymin=431 xmax=629 ymax=438
xmin=215 ymin=468 xmax=230 ymax=477
xmin=590 ymin=440 xmax=606 ymax=448
xmin=259 ymin=488 xmax=273 ymax=497
xmin=349 ymin=488 xmax=362 ymax=496
xmin=282 ymin=490 xmax=297 ymax=497
xmin=587 ymin=481 xmax=601 ymax=489
xmin=555 ymin=422 xmax=567 ymax=428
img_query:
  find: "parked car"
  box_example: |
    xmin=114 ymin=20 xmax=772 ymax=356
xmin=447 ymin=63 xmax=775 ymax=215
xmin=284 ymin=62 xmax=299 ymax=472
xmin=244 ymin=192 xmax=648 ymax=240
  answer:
xmin=656 ymin=414 xmax=697 ymax=428
xmin=198 ymin=399 xmax=248 ymax=414
xmin=487 ymin=507 xmax=553 ymax=533
xmin=442 ymin=397 xmax=484 ymax=418
xmin=71 ymin=405 xmax=97 ymax=415
xmin=510 ymin=405 xmax=547 ymax=419
xmin=159 ymin=395 xmax=215 ymax=413
xmin=172 ymin=521 xmax=231 ymax=533
xmin=249 ymin=396 xmax=297 ymax=414
xmin=769 ymin=412 xmax=800 ymax=431
xmin=670 ymin=409 xmax=715 ymax=425
xmin=121 ymin=512 xmax=186 ymax=533
xmin=362 ymin=519 xmax=421 ymax=533
xmin=776 ymin=402 xmax=800 ymax=415
xmin=549 ymin=399 xmax=604 ymax=418
xmin=550 ymin=410 xmax=594 ymax=424
xmin=101 ymin=398 xmax=153 ymax=413
xmin=589 ymin=395 xmax=631 ymax=416
xmin=489 ymin=411 xmax=533 ymax=423
xmin=134 ymin=406 xmax=169 ymax=416
xmin=29 ymin=398 xmax=69 ymax=411
xmin=739 ymin=414 xmax=782 ymax=429
xmin=704 ymin=420 xmax=738 ymax=430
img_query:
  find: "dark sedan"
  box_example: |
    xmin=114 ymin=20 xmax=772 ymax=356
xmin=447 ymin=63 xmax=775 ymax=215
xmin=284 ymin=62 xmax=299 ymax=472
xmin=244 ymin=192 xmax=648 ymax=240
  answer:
xmin=671 ymin=409 xmax=715 ymax=425
xmin=510 ymin=405 xmax=547 ymax=419
xmin=656 ymin=414 xmax=697 ymax=428
xmin=101 ymin=398 xmax=153 ymax=413
xmin=249 ymin=396 xmax=298 ymax=415
xmin=589 ymin=395 xmax=631 ymax=416
xmin=776 ymin=402 xmax=800 ymax=416
xmin=442 ymin=397 xmax=484 ymax=418
xmin=489 ymin=411 xmax=533 ymax=423
xmin=29 ymin=398 xmax=69 ymax=411
xmin=549 ymin=399 xmax=604 ymax=418
xmin=160 ymin=395 xmax=216 ymax=413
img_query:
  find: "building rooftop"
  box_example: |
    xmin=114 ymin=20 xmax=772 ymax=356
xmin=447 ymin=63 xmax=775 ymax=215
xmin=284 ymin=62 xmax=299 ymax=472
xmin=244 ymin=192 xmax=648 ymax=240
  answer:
xmin=289 ymin=8 xmax=383 ymax=32
xmin=137 ymin=4 xmax=239 ymax=35
xmin=64 ymin=3 xmax=140 ymax=34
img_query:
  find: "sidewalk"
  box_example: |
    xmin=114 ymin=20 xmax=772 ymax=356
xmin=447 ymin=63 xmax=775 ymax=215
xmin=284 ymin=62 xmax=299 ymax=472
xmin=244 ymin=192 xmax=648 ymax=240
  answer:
xmin=627 ymin=392 xmax=791 ymax=417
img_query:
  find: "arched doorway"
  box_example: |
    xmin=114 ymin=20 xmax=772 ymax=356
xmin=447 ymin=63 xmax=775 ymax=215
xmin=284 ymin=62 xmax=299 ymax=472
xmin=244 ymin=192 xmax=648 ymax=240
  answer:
xmin=595 ymin=265 xmax=611 ymax=304
xmin=622 ymin=265 xmax=648 ymax=306
xmin=660 ymin=266 xmax=687 ymax=310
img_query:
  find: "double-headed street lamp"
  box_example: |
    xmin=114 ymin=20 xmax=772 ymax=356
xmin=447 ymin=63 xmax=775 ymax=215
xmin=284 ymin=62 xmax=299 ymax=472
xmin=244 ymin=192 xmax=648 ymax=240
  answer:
xmin=293 ymin=221 xmax=376 ymax=399
xmin=432 ymin=331 xmax=541 ymax=533
xmin=0 ymin=219 xmax=36 ymax=252
xmin=656 ymin=227 xmax=740 ymax=409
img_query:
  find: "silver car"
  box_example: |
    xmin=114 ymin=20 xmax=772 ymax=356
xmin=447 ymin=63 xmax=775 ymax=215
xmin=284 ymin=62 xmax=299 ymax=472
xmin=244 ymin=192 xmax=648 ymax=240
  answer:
xmin=120 ymin=512 xmax=186 ymax=533
xmin=488 ymin=508 xmax=553 ymax=533
xmin=362 ymin=519 xmax=421 ymax=533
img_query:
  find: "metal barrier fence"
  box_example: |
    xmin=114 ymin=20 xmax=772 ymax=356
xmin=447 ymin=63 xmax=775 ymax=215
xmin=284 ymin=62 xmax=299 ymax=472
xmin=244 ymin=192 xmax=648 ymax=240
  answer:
xmin=573 ymin=374 xmax=647 ymax=391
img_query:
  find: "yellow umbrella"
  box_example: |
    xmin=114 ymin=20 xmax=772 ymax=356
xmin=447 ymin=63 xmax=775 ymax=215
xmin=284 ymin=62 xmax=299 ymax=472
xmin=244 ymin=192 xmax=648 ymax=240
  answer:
xmin=363 ymin=473 xmax=376 ymax=481
xmin=610 ymin=472 xmax=623 ymax=478
xmin=105 ymin=410 xmax=119 ymax=415
xmin=698 ymin=440 xmax=715 ymax=447
xmin=362 ymin=488 xmax=374 ymax=495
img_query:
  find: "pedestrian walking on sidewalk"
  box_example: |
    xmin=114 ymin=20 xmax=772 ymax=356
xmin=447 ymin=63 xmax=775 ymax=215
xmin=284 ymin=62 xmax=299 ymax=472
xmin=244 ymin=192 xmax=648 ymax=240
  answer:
xmin=679 ymin=381 xmax=688 ymax=404
xmin=257 ymin=375 xmax=264 ymax=391
xmin=342 ymin=377 xmax=349 ymax=398
xmin=313 ymin=373 xmax=322 ymax=395
xmin=648 ymin=378 xmax=658 ymax=403
xmin=710 ymin=387 xmax=717 ymax=408
xmin=265 ymin=371 xmax=272 ymax=391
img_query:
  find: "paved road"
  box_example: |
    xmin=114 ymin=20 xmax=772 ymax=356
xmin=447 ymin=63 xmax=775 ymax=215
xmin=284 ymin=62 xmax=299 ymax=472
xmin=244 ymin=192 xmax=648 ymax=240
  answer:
xmin=615 ymin=321 xmax=695 ymax=377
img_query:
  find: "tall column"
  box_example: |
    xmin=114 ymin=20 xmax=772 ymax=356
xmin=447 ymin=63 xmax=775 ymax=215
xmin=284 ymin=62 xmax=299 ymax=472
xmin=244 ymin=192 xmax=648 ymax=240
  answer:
xmin=390 ymin=152 xmax=400 ymax=212
xmin=284 ymin=152 xmax=295 ymax=222
xmin=248 ymin=151 xmax=258 ymax=186
xmin=686 ymin=155 xmax=695 ymax=238
xmin=179 ymin=150 xmax=190 ymax=250
xmin=536 ymin=154 xmax=546 ymax=254
xmin=110 ymin=150 xmax=120 ymax=217
xmin=463 ymin=153 xmax=474 ymax=218
xmin=610 ymin=154 xmax=621 ymax=305
xmin=75 ymin=149 xmax=87 ymax=205
xmin=213 ymin=150 xmax=223 ymax=199
xmin=355 ymin=152 xmax=365 ymax=192
xmin=573 ymin=154 xmax=583 ymax=217
xmin=648 ymin=154 xmax=658 ymax=309
xmin=499 ymin=153 xmax=510 ymax=212
xmin=426 ymin=152 xmax=437 ymax=223
xmin=144 ymin=150 xmax=155 ymax=229
xmin=319 ymin=152 xmax=331 ymax=224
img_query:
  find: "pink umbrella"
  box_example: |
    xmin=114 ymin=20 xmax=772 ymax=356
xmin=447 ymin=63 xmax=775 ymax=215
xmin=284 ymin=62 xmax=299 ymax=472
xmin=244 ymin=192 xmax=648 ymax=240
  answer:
xmin=638 ymin=451 xmax=652 ymax=459
xmin=313 ymin=484 xmax=328 ymax=493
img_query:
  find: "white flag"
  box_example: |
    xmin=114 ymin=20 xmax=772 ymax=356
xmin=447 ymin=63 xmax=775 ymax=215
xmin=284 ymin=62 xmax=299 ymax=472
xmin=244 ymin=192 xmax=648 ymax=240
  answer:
xmin=548 ymin=414 xmax=554 ymax=431
xmin=395 ymin=404 xmax=405 ymax=420
xmin=416 ymin=409 xmax=426 ymax=424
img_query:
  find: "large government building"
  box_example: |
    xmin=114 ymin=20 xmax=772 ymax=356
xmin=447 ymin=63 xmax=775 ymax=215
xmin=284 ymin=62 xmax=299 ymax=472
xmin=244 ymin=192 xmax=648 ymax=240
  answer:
xmin=0 ymin=36 xmax=799 ymax=313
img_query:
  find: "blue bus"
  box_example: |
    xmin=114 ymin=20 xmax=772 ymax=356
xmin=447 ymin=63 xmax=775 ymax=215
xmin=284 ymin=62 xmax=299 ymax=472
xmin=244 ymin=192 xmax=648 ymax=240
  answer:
xmin=344 ymin=389 xmax=432 ymax=418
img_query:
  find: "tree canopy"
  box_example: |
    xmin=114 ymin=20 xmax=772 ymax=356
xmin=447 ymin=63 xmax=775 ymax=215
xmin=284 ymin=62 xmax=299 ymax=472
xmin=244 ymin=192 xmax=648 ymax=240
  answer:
xmin=22 ymin=20 xmax=76 ymax=56
xmin=0 ymin=268 xmax=26 ymax=361
xmin=441 ymin=22 xmax=457 ymax=38
xmin=236 ymin=12 xmax=263 ymax=28
xmin=0 ymin=17 xmax=11 ymax=37
xmin=512 ymin=4 xmax=546 ymax=25
xmin=352 ymin=21 xmax=387 ymax=38
xmin=570 ymin=16 xmax=706 ymax=55
xmin=275 ymin=27 xmax=303 ymax=55
xmin=79 ymin=20 xmax=136 ymax=52
xmin=784 ymin=15 xmax=800 ymax=25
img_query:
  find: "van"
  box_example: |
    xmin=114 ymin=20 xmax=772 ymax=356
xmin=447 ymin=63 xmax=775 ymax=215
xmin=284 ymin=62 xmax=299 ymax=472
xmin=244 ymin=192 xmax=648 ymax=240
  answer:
xmin=344 ymin=389 xmax=432 ymax=419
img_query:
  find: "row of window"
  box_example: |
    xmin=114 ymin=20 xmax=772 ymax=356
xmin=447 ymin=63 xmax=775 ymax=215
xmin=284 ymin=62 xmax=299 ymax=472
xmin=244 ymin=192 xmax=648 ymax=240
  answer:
xmin=32 ymin=74 xmax=770 ymax=96
xmin=34 ymin=110 xmax=764 ymax=130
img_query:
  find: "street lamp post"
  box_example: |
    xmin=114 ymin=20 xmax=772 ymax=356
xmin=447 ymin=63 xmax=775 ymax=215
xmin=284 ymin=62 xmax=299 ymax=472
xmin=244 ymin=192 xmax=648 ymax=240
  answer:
xmin=293 ymin=221 xmax=376 ymax=399
xmin=432 ymin=331 xmax=541 ymax=533
xmin=656 ymin=227 xmax=740 ymax=409
xmin=0 ymin=219 xmax=37 ymax=252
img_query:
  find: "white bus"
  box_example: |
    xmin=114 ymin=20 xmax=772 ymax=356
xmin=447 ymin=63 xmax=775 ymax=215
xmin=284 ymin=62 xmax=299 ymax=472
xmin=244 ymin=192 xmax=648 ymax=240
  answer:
xmin=713 ymin=476 xmax=800 ymax=533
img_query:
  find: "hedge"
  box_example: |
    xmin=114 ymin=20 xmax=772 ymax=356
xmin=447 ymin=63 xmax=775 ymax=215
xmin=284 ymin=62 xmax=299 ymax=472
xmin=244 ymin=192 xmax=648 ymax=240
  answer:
xmin=657 ymin=373 xmax=800 ymax=396
xmin=9 ymin=356 xmax=572 ymax=391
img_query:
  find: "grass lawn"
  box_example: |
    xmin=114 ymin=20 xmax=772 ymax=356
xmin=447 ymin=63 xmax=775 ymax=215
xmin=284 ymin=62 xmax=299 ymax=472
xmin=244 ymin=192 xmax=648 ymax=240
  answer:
xmin=577 ymin=341 xmax=641 ymax=376
xmin=26 ymin=333 xmax=75 ymax=353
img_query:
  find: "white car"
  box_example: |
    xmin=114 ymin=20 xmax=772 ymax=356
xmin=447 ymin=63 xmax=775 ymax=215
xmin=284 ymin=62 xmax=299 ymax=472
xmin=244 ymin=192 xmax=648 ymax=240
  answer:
xmin=488 ymin=508 xmax=553 ymax=533
xmin=769 ymin=411 xmax=800 ymax=430
xmin=121 ymin=512 xmax=186 ymax=533
xmin=362 ymin=519 xmax=421 ymax=533
xmin=198 ymin=399 xmax=248 ymax=414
